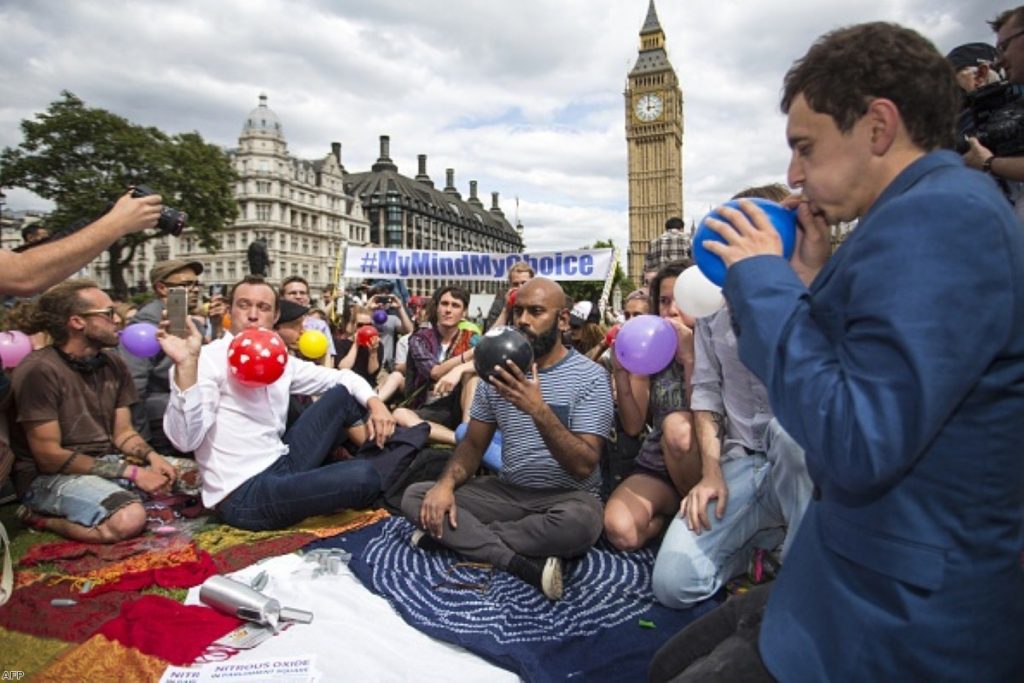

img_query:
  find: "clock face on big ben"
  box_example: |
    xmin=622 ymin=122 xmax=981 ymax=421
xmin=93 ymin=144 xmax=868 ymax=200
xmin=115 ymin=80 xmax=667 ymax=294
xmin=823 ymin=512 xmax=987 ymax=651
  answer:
xmin=634 ymin=93 xmax=664 ymax=122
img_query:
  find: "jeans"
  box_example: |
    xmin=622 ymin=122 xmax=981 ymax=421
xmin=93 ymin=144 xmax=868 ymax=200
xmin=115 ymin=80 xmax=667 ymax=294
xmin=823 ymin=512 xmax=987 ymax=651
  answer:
xmin=24 ymin=455 xmax=139 ymax=527
xmin=652 ymin=419 xmax=811 ymax=608
xmin=218 ymin=386 xmax=381 ymax=531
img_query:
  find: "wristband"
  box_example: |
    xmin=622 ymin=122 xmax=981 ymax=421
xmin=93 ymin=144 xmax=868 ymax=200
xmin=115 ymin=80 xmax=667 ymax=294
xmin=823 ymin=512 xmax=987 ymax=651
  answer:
xmin=127 ymin=465 xmax=138 ymax=482
xmin=983 ymin=156 xmax=996 ymax=174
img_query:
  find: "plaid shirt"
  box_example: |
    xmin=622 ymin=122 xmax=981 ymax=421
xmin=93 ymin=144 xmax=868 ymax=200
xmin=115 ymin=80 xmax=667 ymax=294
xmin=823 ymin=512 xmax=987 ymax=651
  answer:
xmin=644 ymin=229 xmax=691 ymax=271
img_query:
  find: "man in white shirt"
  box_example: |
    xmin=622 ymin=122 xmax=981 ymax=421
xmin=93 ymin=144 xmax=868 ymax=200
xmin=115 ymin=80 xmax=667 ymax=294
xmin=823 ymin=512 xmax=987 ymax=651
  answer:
xmin=159 ymin=275 xmax=395 ymax=530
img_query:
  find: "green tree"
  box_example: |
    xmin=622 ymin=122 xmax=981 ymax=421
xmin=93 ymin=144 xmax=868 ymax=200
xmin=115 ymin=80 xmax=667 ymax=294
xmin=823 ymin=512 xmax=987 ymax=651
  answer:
xmin=559 ymin=239 xmax=628 ymax=308
xmin=0 ymin=91 xmax=237 ymax=297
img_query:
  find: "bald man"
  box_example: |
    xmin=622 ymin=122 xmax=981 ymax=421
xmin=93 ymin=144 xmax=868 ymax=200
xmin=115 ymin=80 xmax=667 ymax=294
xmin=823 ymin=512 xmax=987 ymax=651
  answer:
xmin=401 ymin=278 xmax=614 ymax=600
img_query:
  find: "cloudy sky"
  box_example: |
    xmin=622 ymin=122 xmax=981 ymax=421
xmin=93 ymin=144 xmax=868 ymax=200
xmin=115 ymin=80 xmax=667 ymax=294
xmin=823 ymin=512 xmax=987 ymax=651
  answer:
xmin=0 ymin=0 xmax=1004 ymax=261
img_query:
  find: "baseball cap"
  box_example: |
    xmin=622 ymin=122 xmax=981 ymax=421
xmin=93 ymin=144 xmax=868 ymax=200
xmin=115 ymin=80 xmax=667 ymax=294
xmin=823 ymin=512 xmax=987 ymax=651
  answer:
xmin=946 ymin=42 xmax=999 ymax=71
xmin=276 ymin=299 xmax=309 ymax=325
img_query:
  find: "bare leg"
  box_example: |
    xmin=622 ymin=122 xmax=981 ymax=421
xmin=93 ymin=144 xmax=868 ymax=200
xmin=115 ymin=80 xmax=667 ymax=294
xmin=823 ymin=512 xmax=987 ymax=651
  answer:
xmin=394 ymin=407 xmax=456 ymax=445
xmin=604 ymin=473 xmax=679 ymax=551
xmin=662 ymin=411 xmax=702 ymax=496
xmin=20 ymin=502 xmax=147 ymax=544
xmin=377 ymin=371 xmax=405 ymax=403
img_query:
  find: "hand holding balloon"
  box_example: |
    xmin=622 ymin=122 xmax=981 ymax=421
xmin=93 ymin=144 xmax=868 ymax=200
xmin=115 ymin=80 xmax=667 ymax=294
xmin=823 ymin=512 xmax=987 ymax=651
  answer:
xmin=614 ymin=315 xmax=677 ymax=376
xmin=694 ymin=198 xmax=797 ymax=286
xmin=228 ymin=328 xmax=288 ymax=386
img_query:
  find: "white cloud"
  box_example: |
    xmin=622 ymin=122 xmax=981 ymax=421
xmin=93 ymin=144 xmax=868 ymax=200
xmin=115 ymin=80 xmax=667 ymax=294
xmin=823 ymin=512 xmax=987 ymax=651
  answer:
xmin=0 ymin=0 xmax=1007 ymax=264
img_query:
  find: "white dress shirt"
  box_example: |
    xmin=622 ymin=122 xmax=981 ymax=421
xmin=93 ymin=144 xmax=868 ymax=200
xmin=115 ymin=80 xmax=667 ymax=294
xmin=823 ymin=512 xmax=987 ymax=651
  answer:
xmin=164 ymin=331 xmax=376 ymax=508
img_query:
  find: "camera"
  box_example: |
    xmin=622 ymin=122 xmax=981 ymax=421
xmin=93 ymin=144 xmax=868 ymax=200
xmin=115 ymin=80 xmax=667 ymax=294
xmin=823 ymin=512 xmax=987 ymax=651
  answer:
xmin=373 ymin=295 xmax=392 ymax=305
xmin=956 ymin=82 xmax=1024 ymax=157
xmin=130 ymin=185 xmax=187 ymax=236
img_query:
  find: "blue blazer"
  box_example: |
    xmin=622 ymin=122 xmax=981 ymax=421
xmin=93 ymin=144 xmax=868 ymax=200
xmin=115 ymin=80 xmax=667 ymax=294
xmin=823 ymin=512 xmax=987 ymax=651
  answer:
xmin=725 ymin=151 xmax=1024 ymax=682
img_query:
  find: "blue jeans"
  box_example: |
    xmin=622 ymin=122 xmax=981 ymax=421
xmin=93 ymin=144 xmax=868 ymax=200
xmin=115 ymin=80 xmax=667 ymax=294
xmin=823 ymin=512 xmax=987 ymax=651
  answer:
xmin=217 ymin=386 xmax=381 ymax=531
xmin=652 ymin=419 xmax=811 ymax=608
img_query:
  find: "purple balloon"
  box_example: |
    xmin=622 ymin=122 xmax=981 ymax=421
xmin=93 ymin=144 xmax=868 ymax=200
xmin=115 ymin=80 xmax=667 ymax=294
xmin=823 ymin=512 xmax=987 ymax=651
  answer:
xmin=372 ymin=309 xmax=388 ymax=325
xmin=120 ymin=322 xmax=161 ymax=358
xmin=614 ymin=315 xmax=677 ymax=375
xmin=0 ymin=330 xmax=34 ymax=368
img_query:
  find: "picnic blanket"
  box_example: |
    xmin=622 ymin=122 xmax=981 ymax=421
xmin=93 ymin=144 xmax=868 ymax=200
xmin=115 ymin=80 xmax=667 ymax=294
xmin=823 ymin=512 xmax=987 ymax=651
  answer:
xmin=0 ymin=507 xmax=389 ymax=679
xmin=307 ymin=516 xmax=722 ymax=683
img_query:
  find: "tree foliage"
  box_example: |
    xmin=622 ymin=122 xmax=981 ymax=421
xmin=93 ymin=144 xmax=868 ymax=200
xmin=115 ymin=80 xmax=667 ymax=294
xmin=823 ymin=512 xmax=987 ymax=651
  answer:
xmin=0 ymin=91 xmax=237 ymax=296
xmin=559 ymin=239 xmax=629 ymax=307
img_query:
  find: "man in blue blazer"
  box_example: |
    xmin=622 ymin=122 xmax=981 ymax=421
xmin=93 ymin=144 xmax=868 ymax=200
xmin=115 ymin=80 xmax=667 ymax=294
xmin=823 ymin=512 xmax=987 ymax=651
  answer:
xmin=655 ymin=22 xmax=1024 ymax=682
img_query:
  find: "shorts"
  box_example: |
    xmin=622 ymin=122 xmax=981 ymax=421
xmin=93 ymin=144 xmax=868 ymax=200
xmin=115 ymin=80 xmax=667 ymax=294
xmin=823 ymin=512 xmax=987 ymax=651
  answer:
xmin=23 ymin=472 xmax=139 ymax=528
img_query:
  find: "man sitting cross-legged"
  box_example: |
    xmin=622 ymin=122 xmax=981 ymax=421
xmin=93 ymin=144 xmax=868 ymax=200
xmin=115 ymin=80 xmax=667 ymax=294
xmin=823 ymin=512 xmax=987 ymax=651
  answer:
xmin=12 ymin=280 xmax=183 ymax=543
xmin=401 ymin=277 xmax=613 ymax=600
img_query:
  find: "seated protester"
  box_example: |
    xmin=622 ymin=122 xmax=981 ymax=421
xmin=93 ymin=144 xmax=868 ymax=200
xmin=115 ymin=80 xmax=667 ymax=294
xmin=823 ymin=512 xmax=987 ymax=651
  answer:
xmin=393 ymin=286 xmax=479 ymax=445
xmin=121 ymin=259 xmax=204 ymax=457
xmin=336 ymin=305 xmax=384 ymax=387
xmin=377 ymin=296 xmax=430 ymax=405
xmin=281 ymin=276 xmax=336 ymax=367
xmin=160 ymin=275 xmax=396 ymax=531
xmin=402 ymin=278 xmax=614 ymax=600
xmin=604 ymin=261 xmax=700 ymax=551
xmin=568 ymin=301 xmax=605 ymax=359
xmin=11 ymin=280 xmax=185 ymax=543
xmin=485 ymin=261 xmax=535 ymax=330
xmin=367 ymin=281 xmax=414 ymax=370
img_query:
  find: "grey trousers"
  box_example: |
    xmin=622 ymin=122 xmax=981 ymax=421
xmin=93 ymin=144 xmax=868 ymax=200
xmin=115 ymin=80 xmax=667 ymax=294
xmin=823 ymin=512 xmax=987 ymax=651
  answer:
xmin=401 ymin=476 xmax=603 ymax=570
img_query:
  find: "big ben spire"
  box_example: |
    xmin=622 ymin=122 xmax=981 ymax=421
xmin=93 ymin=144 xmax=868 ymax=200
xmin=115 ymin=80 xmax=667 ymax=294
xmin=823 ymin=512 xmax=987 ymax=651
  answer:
xmin=625 ymin=0 xmax=683 ymax=287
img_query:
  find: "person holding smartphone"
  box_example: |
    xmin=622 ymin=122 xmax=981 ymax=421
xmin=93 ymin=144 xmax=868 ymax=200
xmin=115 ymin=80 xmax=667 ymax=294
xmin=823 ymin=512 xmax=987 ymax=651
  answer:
xmin=367 ymin=282 xmax=413 ymax=370
xmin=120 ymin=259 xmax=204 ymax=458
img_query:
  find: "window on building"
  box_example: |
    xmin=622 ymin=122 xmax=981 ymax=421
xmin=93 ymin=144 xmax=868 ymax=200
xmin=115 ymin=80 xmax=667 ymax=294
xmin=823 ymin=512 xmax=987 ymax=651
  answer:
xmin=256 ymin=203 xmax=271 ymax=221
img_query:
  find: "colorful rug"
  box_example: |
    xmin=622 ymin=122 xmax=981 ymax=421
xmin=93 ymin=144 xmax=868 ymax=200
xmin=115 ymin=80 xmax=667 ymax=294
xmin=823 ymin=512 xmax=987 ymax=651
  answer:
xmin=307 ymin=516 xmax=722 ymax=683
xmin=0 ymin=507 xmax=389 ymax=679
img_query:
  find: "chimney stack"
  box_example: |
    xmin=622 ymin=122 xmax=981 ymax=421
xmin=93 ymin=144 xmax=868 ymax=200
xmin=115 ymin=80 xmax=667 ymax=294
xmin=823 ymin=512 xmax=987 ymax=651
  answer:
xmin=415 ymin=154 xmax=433 ymax=187
xmin=467 ymin=180 xmax=483 ymax=207
xmin=371 ymin=135 xmax=397 ymax=172
xmin=444 ymin=168 xmax=461 ymax=199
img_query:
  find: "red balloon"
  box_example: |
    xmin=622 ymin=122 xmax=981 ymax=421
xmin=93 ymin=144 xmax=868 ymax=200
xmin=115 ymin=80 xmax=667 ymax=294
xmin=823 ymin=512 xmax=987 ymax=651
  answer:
xmin=355 ymin=325 xmax=379 ymax=347
xmin=227 ymin=328 xmax=288 ymax=386
xmin=507 ymin=289 xmax=518 ymax=307
xmin=605 ymin=323 xmax=621 ymax=347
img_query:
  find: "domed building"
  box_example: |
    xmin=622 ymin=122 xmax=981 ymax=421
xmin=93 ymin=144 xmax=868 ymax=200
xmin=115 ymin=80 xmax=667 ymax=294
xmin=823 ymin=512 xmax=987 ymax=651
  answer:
xmin=171 ymin=93 xmax=369 ymax=295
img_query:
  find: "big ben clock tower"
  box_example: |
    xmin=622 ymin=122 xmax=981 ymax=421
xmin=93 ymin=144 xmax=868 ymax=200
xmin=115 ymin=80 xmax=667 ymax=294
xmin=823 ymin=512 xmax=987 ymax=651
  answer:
xmin=625 ymin=0 xmax=683 ymax=286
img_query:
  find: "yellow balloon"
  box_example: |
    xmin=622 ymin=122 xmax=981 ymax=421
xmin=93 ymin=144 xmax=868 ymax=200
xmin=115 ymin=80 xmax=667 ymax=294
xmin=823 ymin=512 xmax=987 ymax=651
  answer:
xmin=298 ymin=329 xmax=329 ymax=359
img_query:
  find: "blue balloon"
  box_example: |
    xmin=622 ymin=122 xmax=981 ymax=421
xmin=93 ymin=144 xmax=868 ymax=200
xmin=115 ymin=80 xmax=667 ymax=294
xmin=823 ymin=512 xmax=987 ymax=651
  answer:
xmin=693 ymin=198 xmax=797 ymax=286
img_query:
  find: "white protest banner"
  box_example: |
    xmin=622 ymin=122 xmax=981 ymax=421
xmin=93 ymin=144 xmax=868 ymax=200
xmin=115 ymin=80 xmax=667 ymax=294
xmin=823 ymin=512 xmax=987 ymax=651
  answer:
xmin=342 ymin=247 xmax=614 ymax=282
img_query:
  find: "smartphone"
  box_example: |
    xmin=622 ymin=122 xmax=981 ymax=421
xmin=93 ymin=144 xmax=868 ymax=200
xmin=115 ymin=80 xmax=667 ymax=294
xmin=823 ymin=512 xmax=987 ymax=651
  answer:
xmin=167 ymin=288 xmax=189 ymax=337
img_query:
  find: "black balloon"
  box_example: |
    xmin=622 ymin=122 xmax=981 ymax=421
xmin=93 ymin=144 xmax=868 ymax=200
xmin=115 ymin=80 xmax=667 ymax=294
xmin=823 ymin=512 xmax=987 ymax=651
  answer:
xmin=473 ymin=326 xmax=534 ymax=383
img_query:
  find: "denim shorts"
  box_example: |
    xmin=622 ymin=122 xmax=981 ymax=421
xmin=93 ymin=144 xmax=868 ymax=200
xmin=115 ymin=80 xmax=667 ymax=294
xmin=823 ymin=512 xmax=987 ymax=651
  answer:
xmin=23 ymin=469 xmax=140 ymax=528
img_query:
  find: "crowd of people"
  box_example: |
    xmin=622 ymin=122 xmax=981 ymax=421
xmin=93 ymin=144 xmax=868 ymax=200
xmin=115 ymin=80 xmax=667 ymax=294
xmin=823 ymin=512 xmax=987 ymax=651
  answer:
xmin=0 ymin=9 xmax=1022 ymax=682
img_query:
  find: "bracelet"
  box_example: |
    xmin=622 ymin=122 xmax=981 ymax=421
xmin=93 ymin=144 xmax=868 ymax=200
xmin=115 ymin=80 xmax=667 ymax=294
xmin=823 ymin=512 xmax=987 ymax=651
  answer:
xmin=57 ymin=451 xmax=80 ymax=474
xmin=983 ymin=156 xmax=996 ymax=174
xmin=127 ymin=465 xmax=139 ymax=482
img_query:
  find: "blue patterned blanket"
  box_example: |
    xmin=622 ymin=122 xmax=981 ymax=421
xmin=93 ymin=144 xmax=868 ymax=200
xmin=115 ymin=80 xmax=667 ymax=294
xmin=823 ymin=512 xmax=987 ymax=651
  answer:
xmin=309 ymin=517 xmax=721 ymax=682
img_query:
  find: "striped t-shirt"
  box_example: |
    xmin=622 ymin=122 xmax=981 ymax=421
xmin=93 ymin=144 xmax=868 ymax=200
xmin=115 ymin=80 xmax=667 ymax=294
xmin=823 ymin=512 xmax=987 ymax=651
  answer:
xmin=470 ymin=349 xmax=614 ymax=495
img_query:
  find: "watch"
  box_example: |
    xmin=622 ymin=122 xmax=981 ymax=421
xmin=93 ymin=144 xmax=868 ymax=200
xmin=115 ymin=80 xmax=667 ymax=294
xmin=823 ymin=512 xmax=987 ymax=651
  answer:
xmin=635 ymin=93 xmax=664 ymax=122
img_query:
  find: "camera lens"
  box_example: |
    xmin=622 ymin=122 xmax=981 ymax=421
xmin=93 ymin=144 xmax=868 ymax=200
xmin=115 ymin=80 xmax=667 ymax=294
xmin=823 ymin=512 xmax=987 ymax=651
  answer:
xmin=158 ymin=208 xmax=187 ymax=237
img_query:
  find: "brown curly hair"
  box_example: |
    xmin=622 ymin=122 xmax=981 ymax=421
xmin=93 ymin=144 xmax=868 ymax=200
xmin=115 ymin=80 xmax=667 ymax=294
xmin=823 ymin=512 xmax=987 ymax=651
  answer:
xmin=781 ymin=22 xmax=958 ymax=152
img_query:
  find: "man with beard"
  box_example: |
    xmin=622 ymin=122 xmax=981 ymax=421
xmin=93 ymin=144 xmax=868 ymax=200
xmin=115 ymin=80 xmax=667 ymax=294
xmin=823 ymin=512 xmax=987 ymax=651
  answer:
xmin=121 ymin=259 xmax=206 ymax=456
xmin=10 ymin=280 xmax=179 ymax=543
xmin=401 ymin=278 xmax=614 ymax=600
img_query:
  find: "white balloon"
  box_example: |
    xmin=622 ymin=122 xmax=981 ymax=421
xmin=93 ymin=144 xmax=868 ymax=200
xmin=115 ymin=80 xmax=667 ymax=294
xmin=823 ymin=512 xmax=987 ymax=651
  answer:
xmin=674 ymin=266 xmax=724 ymax=318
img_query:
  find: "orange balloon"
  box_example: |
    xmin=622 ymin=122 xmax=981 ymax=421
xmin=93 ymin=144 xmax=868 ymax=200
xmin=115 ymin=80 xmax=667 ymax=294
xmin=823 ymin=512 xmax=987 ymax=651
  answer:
xmin=222 ymin=313 xmax=232 ymax=329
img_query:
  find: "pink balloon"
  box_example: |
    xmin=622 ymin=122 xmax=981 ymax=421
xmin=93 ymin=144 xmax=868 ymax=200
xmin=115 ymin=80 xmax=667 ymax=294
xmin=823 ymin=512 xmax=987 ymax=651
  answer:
xmin=614 ymin=315 xmax=677 ymax=375
xmin=120 ymin=323 xmax=161 ymax=358
xmin=0 ymin=330 xmax=34 ymax=368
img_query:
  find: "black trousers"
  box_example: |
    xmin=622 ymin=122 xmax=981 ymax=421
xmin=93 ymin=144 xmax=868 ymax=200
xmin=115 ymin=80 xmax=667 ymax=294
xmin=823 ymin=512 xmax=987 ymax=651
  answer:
xmin=649 ymin=582 xmax=777 ymax=683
